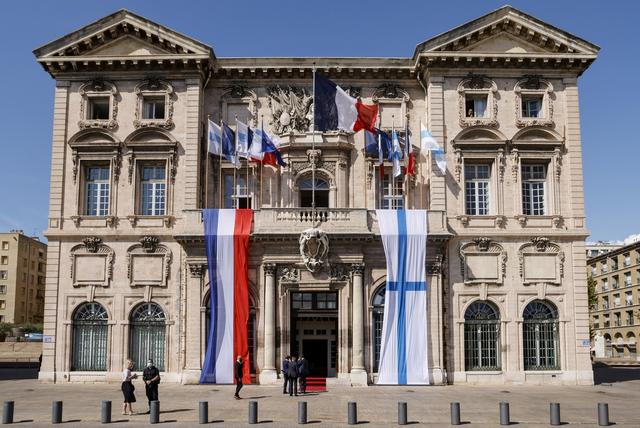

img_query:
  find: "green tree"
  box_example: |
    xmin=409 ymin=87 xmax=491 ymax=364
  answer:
xmin=587 ymin=275 xmax=597 ymax=339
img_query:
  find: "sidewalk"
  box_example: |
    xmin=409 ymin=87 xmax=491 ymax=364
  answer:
xmin=1 ymin=375 xmax=639 ymax=427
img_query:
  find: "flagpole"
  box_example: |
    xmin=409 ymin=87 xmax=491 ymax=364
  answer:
xmin=311 ymin=63 xmax=316 ymax=212
xmin=391 ymin=115 xmax=395 ymax=208
xmin=219 ymin=115 xmax=223 ymax=208
xmin=260 ymin=115 xmax=264 ymax=208
xmin=205 ymin=114 xmax=211 ymax=209
xmin=405 ymin=114 xmax=410 ymax=209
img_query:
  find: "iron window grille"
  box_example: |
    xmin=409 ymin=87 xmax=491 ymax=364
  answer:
xmin=71 ymin=302 xmax=108 ymax=371
xmin=522 ymin=300 xmax=559 ymax=370
xmin=464 ymin=301 xmax=501 ymax=371
xmin=130 ymin=302 xmax=166 ymax=371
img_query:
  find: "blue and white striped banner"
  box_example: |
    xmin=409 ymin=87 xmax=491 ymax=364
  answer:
xmin=376 ymin=209 xmax=429 ymax=385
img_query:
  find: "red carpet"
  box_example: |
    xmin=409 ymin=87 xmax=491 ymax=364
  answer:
xmin=305 ymin=377 xmax=327 ymax=392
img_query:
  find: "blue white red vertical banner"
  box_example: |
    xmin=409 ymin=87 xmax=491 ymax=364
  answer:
xmin=376 ymin=209 xmax=429 ymax=385
xmin=200 ymin=209 xmax=252 ymax=385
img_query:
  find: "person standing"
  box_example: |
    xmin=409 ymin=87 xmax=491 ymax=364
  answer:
xmin=298 ymin=355 xmax=309 ymax=394
xmin=282 ymin=356 xmax=290 ymax=394
xmin=234 ymin=356 xmax=244 ymax=399
xmin=142 ymin=359 xmax=161 ymax=413
xmin=287 ymin=356 xmax=299 ymax=396
xmin=121 ymin=359 xmax=138 ymax=416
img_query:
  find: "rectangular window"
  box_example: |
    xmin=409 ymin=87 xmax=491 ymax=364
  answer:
xmin=612 ymin=276 xmax=619 ymax=289
xmin=142 ymin=97 xmax=166 ymax=120
xmin=603 ymin=315 xmax=610 ymax=328
xmin=464 ymin=164 xmax=490 ymax=215
xmin=521 ymin=164 xmax=546 ymax=215
xmin=0 ymin=271 xmax=6 ymax=280
xmin=87 ymin=97 xmax=110 ymax=120
xmin=1 ymin=241 xmax=8 ymax=250
xmin=614 ymin=294 xmax=620 ymax=307
xmin=602 ymin=279 xmax=608 ymax=291
xmin=601 ymin=262 xmax=608 ymax=273
xmin=602 ymin=296 xmax=609 ymax=310
xmin=85 ymin=165 xmax=110 ymax=216
xmin=522 ymin=95 xmax=543 ymax=118
xmin=0 ymin=300 xmax=5 ymax=309
xmin=611 ymin=259 xmax=618 ymax=271
xmin=627 ymin=311 xmax=634 ymax=326
xmin=591 ymin=266 xmax=597 ymax=276
xmin=614 ymin=312 xmax=621 ymax=327
xmin=465 ymin=94 xmax=488 ymax=118
xmin=625 ymin=292 xmax=633 ymax=306
xmin=624 ymin=253 xmax=631 ymax=267
xmin=0 ymin=256 xmax=7 ymax=265
xmin=140 ymin=164 xmax=166 ymax=216
xmin=0 ymin=285 xmax=5 ymax=294
xmin=379 ymin=170 xmax=404 ymax=209
xmin=224 ymin=172 xmax=252 ymax=209
xmin=625 ymin=272 xmax=632 ymax=287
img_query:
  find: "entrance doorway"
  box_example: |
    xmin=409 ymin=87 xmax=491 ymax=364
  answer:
xmin=291 ymin=291 xmax=338 ymax=377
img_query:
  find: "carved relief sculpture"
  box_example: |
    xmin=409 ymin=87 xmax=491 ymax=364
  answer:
xmin=126 ymin=238 xmax=172 ymax=287
xmin=267 ymin=85 xmax=313 ymax=134
xmin=514 ymin=76 xmax=554 ymax=128
xmin=457 ymin=75 xmax=498 ymax=128
xmin=133 ymin=78 xmax=175 ymax=129
xmin=78 ymin=80 xmax=119 ymax=130
xmin=518 ymin=237 xmax=564 ymax=285
xmin=459 ymin=238 xmax=507 ymax=285
xmin=69 ymin=237 xmax=114 ymax=288
xmin=299 ymin=228 xmax=329 ymax=273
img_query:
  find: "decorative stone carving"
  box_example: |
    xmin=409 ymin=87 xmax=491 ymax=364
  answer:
xmin=427 ymin=255 xmax=443 ymax=275
xmin=126 ymin=241 xmax=172 ymax=287
xmin=459 ymin=238 xmax=507 ymax=285
xmin=70 ymin=238 xmax=114 ymax=288
xmin=350 ymin=263 xmax=365 ymax=276
xmin=290 ymin=160 xmax=336 ymax=177
xmin=454 ymin=149 xmax=463 ymax=182
xmin=458 ymin=215 xmax=470 ymax=227
xmin=263 ymin=263 xmax=277 ymax=276
xmin=518 ymin=237 xmax=564 ymax=285
xmin=457 ymin=75 xmax=498 ymax=128
xmin=515 ymin=215 xmax=528 ymax=227
xmin=307 ymin=149 xmax=321 ymax=167
xmin=554 ymin=147 xmax=563 ymax=180
xmin=344 ymin=86 xmax=362 ymax=98
xmin=552 ymin=215 xmax=564 ymax=229
xmin=267 ymin=85 xmax=312 ymax=134
xmin=372 ymin=84 xmax=410 ymax=102
xmin=494 ymin=215 xmax=507 ymax=228
xmin=510 ymin=148 xmax=520 ymax=181
xmin=278 ymin=266 xmax=299 ymax=282
xmin=78 ymin=80 xmax=119 ymax=130
xmin=133 ymin=79 xmax=175 ymax=129
xmin=330 ymin=264 xmax=350 ymax=281
xmin=299 ymin=228 xmax=329 ymax=273
xmin=188 ymin=263 xmax=205 ymax=278
xmin=221 ymin=85 xmax=258 ymax=126
xmin=514 ymin=76 xmax=554 ymax=128
xmin=497 ymin=148 xmax=505 ymax=181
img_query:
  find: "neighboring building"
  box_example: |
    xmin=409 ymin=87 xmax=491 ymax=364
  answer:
xmin=586 ymin=242 xmax=622 ymax=260
xmin=0 ymin=231 xmax=47 ymax=324
xmin=589 ymin=241 xmax=640 ymax=360
xmin=33 ymin=6 xmax=598 ymax=385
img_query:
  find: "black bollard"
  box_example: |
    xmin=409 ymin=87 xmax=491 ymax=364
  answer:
xmin=550 ymin=402 xmax=560 ymax=426
xmin=450 ymin=402 xmax=461 ymax=425
xmin=499 ymin=401 xmax=510 ymax=426
xmin=101 ymin=400 xmax=111 ymax=424
xmin=398 ymin=402 xmax=408 ymax=425
xmin=199 ymin=401 xmax=208 ymax=424
xmin=2 ymin=401 xmax=14 ymax=425
xmin=52 ymin=401 xmax=63 ymax=424
xmin=347 ymin=402 xmax=357 ymax=425
xmin=597 ymin=402 xmax=609 ymax=426
xmin=150 ymin=400 xmax=160 ymax=424
xmin=298 ymin=401 xmax=308 ymax=425
xmin=248 ymin=401 xmax=258 ymax=425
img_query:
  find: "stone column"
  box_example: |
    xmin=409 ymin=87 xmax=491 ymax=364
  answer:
xmin=350 ymin=263 xmax=368 ymax=386
xmin=259 ymin=263 xmax=278 ymax=384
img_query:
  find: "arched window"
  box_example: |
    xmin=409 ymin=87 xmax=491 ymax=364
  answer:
xmin=205 ymin=292 xmax=257 ymax=373
xmin=372 ymin=286 xmax=385 ymax=372
xmin=464 ymin=301 xmax=501 ymax=371
xmin=523 ymin=300 xmax=559 ymax=370
xmin=72 ymin=302 xmax=108 ymax=371
xmin=299 ymin=178 xmax=329 ymax=208
xmin=130 ymin=302 xmax=166 ymax=371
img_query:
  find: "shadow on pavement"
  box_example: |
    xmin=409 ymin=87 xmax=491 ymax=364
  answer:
xmin=593 ymin=364 xmax=640 ymax=384
xmin=0 ymin=363 xmax=39 ymax=380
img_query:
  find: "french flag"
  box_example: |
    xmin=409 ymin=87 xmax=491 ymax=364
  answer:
xmin=200 ymin=209 xmax=252 ymax=384
xmin=314 ymin=73 xmax=378 ymax=133
xmin=250 ymin=128 xmax=286 ymax=167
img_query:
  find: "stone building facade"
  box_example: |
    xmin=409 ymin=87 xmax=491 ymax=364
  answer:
xmin=0 ymin=231 xmax=47 ymax=324
xmin=589 ymin=241 xmax=640 ymax=360
xmin=34 ymin=6 xmax=598 ymax=385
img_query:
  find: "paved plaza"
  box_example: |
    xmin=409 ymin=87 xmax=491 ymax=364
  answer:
xmin=0 ymin=367 xmax=639 ymax=427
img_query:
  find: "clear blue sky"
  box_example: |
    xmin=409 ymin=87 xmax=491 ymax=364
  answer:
xmin=0 ymin=0 xmax=637 ymax=242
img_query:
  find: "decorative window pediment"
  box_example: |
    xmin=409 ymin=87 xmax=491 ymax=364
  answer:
xmin=134 ymin=79 xmax=174 ymax=129
xmin=458 ymin=75 xmax=498 ymax=128
xmin=126 ymin=236 xmax=172 ymax=287
xmin=459 ymin=237 xmax=507 ymax=285
xmin=372 ymin=84 xmax=410 ymax=130
xmin=79 ymin=80 xmax=119 ymax=130
xmin=221 ymin=85 xmax=258 ymax=126
xmin=69 ymin=237 xmax=114 ymax=288
xmin=514 ymin=76 xmax=554 ymax=128
xmin=518 ymin=237 xmax=564 ymax=286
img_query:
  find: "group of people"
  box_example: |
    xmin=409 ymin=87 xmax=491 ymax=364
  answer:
xmin=282 ymin=355 xmax=310 ymax=396
xmin=120 ymin=359 xmax=161 ymax=415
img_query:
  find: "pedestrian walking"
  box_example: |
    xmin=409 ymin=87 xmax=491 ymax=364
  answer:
xmin=142 ymin=359 xmax=161 ymax=413
xmin=288 ymin=356 xmax=299 ymax=396
xmin=234 ymin=355 xmax=244 ymax=399
xmin=282 ymin=355 xmax=290 ymax=394
xmin=121 ymin=359 xmax=138 ymax=416
xmin=298 ymin=355 xmax=309 ymax=394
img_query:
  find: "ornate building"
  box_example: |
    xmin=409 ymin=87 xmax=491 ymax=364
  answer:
xmin=34 ymin=6 xmax=598 ymax=385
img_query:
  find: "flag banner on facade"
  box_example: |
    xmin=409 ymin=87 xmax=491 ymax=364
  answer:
xmin=251 ymin=128 xmax=286 ymax=167
xmin=420 ymin=122 xmax=445 ymax=175
xmin=404 ymin=125 xmax=415 ymax=176
xmin=235 ymin=119 xmax=253 ymax=160
xmin=376 ymin=209 xmax=429 ymax=385
xmin=208 ymin=119 xmax=223 ymax=156
xmin=200 ymin=209 xmax=252 ymax=384
xmin=221 ymin=123 xmax=240 ymax=167
xmin=391 ymin=130 xmax=402 ymax=177
xmin=314 ymin=72 xmax=378 ymax=132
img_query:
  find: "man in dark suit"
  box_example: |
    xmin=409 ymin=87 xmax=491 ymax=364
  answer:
xmin=234 ymin=356 xmax=244 ymax=399
xmin=287 ymin=356 xmax=299 ymax=396
xmin=142 ymin=359 xmax=161 ymax=413
xmin=282 ymin=356 xmax=290 ymax=394
xmin=297 ymin=355 xmax=309 ymax=394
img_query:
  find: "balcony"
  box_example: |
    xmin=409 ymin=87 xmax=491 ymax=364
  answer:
xmin=175 ymin=208 xmax=450 ymax=242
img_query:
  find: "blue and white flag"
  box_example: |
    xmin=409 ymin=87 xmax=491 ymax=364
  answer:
xmin=222 ymin=123 xmax=240 ymax=167
xmin=376 ymin=209 xmax=429 ymax=385
xmin=235 ymin=119 xmax=253 ymax=160
xmin=420 ymin=122 xmax=445 ymax=175
xmin=391 ymin=130 xmax=403 ymax=177
xmin=208 ymin=119 xmax=223 ymax=156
